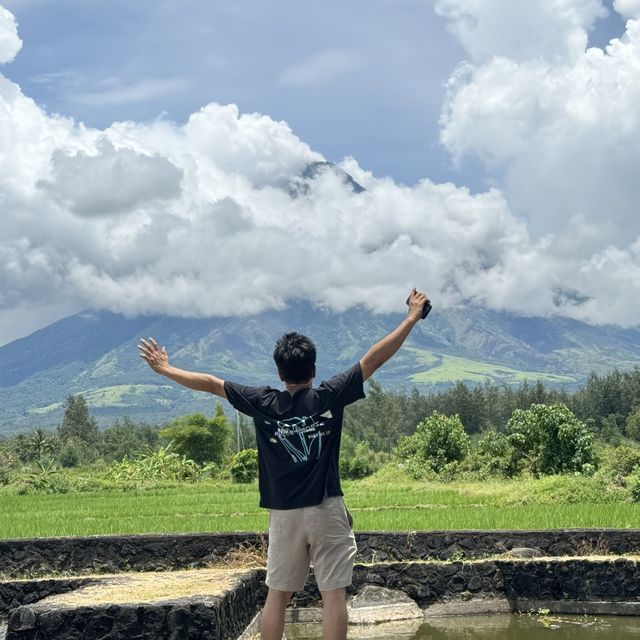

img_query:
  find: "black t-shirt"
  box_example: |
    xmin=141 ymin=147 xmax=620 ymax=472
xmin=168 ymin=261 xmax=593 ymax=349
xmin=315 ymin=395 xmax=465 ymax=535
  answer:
xmin=224 ymin=363 xmax=365 ymax=509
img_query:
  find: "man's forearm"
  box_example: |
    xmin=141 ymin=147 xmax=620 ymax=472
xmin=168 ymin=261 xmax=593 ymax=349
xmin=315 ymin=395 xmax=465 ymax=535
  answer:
xmin=157 ymin=366 xmax=223 ymax=395
xmin=359 ymin=317 xmax=419 ymax=380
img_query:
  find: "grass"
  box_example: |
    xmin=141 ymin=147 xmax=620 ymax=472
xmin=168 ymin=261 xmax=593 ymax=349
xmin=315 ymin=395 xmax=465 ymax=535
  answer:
xmin=0 ymin=469 xmax=639 ymax=539
xmin=407 ymin=348 xmax=575 ymax=385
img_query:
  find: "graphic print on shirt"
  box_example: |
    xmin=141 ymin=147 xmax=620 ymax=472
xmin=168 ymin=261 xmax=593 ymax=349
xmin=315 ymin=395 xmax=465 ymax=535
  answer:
xmin=273 ymin=414 xmax=327 ymax=463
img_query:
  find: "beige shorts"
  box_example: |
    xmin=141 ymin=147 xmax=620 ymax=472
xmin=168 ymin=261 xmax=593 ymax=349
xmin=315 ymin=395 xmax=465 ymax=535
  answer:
xmin=266 ymin=496 xmax=357 ymax=592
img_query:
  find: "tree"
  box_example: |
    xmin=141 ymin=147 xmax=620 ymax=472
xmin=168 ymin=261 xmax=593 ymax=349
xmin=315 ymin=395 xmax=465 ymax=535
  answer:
xmin=506 ymin=403 xmax=593 ymax=476
xmin=626 ymin=407 xmax=640 ymax=442
xmin=58 ymin=395 xmax=99 ymax=445
xmin=26 ymin=428 xmax=57 ymax=461
xmin=160 ymin=405 xmax=229 ymax=465
xmin=101 ymin=417 xmax=161 ymax=462
xmin=394 ymin=411 xmax=470 ymax=475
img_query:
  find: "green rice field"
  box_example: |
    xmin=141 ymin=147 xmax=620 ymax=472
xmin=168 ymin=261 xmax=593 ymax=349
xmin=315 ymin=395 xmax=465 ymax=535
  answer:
xmin=0 ymin=471 xmax=638 ymax=539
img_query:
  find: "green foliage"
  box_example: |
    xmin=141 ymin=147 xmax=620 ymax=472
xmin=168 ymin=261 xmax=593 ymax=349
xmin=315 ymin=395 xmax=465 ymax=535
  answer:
xmin=56 ymin=438 xmax=100 ymax=468
xmin=394 ymin=411 xmax=470 ymax=479
xmin=626 ymin=407 xmax=640 ymax=442
xmin=160 ymin=405 xmax=229 ymax=465
xmin=230 ymin=449 xmax=258 ymax=484
xmin=599 ymin=445 xmax=640 ymax=476
xmin=628 ymin=472 xmax=640 ymax=503
xmin=100 ymin=417 xmax=160 ymax=462
xmin=464 ymin=430 xmax=519 ymax=478
xmin=58 ymin=395 xmax=99 ymax=445
xmin=340 ymin=441 xmax=379 ymax=480
xmin=506 ymin=473 xmax=628 ymax=505
xmin=108 ymin=444 xmax=216 ymax=483
xmin=0 ymin=451 xmax=15 ymax=485
xmin=506 ymin=403 xmax=594 ymax=476
xmin=17 ymin=459 xmax=70 ymax=495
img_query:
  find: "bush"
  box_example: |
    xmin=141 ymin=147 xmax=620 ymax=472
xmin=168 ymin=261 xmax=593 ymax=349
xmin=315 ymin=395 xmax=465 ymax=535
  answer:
xmin=340 ymin=442 xmax=378 ymax=480
xmin=600 ymin=445 xmax=640 ymax=476
xmin=506 ymin=403 xmax=593 ymax=476
xmin=506 ymin=473 xmax=627 ymax=505
xmin=17 ymin=460 xmax=70 ymax=495
xmin=475 ymin=430 xmax=519 ymax=477
xmin=230 ymin=449 xmax=259 ymax=484
xmin=394 ymin=411 xmax=470 ymax=479
xmin=108 ymin=445 xmax=212 ymax=483
xmin=629 ymin=473 xmax=640 ymax=503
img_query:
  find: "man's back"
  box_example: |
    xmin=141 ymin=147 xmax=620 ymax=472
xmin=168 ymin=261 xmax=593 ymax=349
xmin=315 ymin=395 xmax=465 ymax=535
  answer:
xmin=224 ymin=363 xmax=364 ymax=509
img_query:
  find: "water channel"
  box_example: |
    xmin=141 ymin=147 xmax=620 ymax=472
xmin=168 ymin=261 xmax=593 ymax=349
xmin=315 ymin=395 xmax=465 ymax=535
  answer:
xmin=283 ymin=614 xmax=640 ymax=639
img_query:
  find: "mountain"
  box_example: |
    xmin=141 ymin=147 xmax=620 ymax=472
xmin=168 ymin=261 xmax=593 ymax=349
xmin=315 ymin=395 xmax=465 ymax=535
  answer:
xmin=1 ymin=303 xmax=639 ymax=434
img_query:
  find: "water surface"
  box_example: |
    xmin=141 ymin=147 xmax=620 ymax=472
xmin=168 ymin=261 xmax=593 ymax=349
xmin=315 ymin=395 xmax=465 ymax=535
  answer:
xmin=284 ymin=613 xmax=640 ymax=639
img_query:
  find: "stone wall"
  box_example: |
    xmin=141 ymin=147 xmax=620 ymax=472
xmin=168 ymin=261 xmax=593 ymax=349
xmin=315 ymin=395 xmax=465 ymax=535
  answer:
xmin=1 ymin=529 xmax=637 ymax=579
xmin=292 ymin=557 xmax=640 ymax=610
xmin=0 ymin=579 xmax=95 ymax=616
xmin=6 ymin=570 xmax=265 ymax=640
xmin=4 ymin=558 xmax=640 ymax=639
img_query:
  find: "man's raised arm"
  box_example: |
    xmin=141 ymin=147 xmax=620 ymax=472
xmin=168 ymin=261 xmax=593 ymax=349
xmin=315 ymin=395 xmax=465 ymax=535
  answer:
xmin=138 ymin=337 xmax=227 ymax=399
xmin=359 ymin=288 xmax=429 ymax=382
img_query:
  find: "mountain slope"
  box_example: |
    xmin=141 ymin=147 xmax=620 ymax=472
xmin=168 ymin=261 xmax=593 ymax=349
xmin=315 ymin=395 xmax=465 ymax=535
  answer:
xmin=1 ymin=303 xmax=639 ymax=433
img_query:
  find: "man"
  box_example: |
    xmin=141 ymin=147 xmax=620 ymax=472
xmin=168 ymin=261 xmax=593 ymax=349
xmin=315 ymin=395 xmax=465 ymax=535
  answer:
xmin=138 ymin=288 xmax=430 ymax=640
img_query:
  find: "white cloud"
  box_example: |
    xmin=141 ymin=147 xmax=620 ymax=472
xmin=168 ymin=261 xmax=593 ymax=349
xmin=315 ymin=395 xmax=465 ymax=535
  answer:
xmin=438 ymin=3 xmax=640 ymax=319
xmin=1 ymin=1 xmax=640 ymax=338
xmin=614 ymin=0 xmax=640 ymax=19
xmin=434 ymin=0 xmax=607 ymax=63
xmin=0 ymin=5 xmax=20 ymax=64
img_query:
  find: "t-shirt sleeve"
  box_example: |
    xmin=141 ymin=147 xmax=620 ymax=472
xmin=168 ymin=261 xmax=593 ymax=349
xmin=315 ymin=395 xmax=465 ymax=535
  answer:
xmin=317 ymin=362 xmax=366 ymax=409
xmin=224 ymin=381 xmax=271 ymax=417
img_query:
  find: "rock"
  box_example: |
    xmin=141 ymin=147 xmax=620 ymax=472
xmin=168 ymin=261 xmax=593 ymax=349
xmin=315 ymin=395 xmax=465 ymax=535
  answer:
xmin=351 ymin=586 xmax=416 ymax=609
xmin=348 ymin=586 xmax=422 ymax=624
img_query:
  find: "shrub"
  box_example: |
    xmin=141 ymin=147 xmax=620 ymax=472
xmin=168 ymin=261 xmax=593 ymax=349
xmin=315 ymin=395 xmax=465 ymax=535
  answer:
xmin=160 ymin=406 xmax=229 ymax=465
xmin=600 ymin=445 xmax=640 ymax=476
xmin=108 ymin=445 xmax=209 ymax=483
xmin=475 ymin=430 xmax=519 ymax=477
xmin=17 ymin=460 xmax=70 ymax=495
xmin=629 ymin=473 xmax=640 ymax=503
xmin=230 ymin=449 xmax=259 ymax=484
xmin=340 ymin=442 xmax=378 ymax=480
xmin=394 ymin=411 xmax=470 ymax=478
xmin=506 ymin=403 xmax=593 ymax=476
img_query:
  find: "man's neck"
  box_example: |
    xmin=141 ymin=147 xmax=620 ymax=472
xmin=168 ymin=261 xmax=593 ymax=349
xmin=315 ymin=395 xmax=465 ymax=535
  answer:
xmin=284 ymin=380 xmax=313 ymax=395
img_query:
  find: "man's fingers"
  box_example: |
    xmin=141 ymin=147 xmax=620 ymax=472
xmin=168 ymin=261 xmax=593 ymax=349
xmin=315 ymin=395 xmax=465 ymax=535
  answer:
xmin=149 ymin=337 xmax=159 ymax=350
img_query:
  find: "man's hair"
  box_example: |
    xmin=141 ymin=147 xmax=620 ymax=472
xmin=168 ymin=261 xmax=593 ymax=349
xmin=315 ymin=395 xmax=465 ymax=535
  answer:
xmin=273 ymin=332 xmax=316 ymax=384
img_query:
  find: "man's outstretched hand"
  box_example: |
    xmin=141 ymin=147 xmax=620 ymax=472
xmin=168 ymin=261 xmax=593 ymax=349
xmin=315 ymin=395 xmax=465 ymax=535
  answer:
xmin=138 ymin=337 xmax=170 ymax=374
xmin=406 ymin=288 xmax=430 ymax=323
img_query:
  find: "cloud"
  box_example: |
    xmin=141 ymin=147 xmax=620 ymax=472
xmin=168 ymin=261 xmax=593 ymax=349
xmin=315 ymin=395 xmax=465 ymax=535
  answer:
xmin=438 ymin=1 xmax=640 ymax=289
xmin=614 ymin=0 xmax=640 ymax=19
xmin=70 ymin=76 xmax=192 ymax=107
xmin=0 ymin=5 xmax=20 ymax=64
xmin=434 ymin=0 xmax=607 ymax=64
xmin=39 ymin=140 xmax=184 ymax=217
xmin=0 ymin=2 xmax=640 ymax=334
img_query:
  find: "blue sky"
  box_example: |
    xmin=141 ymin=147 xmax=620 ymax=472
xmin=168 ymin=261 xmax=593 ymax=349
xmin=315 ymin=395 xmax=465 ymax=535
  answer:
xmin=1 ymin=1 xmax=639 ymax=345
